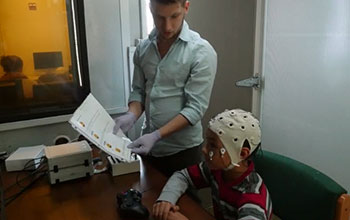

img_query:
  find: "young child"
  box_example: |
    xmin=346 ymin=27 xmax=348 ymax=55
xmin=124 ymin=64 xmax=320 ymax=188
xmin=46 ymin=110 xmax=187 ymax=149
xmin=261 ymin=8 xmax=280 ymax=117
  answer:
xmin=152 ymin=109 xmax=272 ymax=220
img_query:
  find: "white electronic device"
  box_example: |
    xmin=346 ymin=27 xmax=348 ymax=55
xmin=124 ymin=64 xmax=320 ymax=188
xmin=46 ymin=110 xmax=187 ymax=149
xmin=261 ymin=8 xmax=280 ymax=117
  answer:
xmin=5 ymin=145 xmax=45 ymax=172
xmin=107 ymin=155 xmax=140 ymax=177
xmin=45 ymin=141 xmax=93 ymax=184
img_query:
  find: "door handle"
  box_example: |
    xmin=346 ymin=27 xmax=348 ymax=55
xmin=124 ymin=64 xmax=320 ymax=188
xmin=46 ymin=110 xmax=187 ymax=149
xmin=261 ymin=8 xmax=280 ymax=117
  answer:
xmin=235 ymin=76 xmax=260 ymax=88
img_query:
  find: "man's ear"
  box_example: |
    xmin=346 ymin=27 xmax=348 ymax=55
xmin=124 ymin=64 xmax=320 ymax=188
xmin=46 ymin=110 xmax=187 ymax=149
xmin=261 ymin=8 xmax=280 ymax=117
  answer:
xmin=184 ymin=1 xmax=190 ymax=13
xmin=240 ymin=147 xmax=251 ymax=160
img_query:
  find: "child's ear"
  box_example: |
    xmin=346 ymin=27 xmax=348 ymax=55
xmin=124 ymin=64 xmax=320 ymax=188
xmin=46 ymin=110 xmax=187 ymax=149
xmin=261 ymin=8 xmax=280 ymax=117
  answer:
xmin=240 ymin=147 xmax=251 ymax=160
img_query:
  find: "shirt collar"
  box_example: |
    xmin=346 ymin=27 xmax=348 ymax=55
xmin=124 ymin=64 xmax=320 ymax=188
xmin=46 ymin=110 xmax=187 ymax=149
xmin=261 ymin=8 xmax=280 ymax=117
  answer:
xmin=148 ymin=20 xmax=191 ymax=42
xmin=178 ymin=21 xmax=191 ymax=42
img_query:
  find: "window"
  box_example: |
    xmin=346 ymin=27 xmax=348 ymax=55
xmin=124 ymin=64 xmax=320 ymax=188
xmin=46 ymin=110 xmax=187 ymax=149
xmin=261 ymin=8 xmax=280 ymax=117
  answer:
xmin=0 ymin=0 xmax=89 ymax=123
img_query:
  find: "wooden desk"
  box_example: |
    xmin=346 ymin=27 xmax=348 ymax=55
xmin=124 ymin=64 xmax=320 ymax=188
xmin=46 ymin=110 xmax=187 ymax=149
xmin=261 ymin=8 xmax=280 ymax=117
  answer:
xmin=3 ymin=159 xmax=215 ymax=220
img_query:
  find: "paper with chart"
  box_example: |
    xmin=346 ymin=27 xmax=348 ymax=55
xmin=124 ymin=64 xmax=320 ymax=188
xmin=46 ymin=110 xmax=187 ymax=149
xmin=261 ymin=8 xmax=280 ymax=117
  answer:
xmin=69 ymin=93 xmax=134 ymax=162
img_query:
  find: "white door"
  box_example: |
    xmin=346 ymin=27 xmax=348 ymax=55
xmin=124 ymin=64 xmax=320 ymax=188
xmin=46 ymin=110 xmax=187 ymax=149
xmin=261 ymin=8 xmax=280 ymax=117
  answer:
xmin=186 ymin=0 xmax=257 ymax=128
xmin=255 ymin=0 xmax=350 ymax=191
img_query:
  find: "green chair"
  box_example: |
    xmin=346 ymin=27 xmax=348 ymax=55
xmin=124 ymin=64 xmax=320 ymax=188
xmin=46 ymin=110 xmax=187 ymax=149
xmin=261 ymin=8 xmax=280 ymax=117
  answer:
xmin=253 ymin=150 xmax=350 ymax=220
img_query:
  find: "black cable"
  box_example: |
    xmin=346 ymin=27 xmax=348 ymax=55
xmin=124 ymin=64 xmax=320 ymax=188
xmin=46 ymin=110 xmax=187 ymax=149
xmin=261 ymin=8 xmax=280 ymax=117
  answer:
xmin=15 ymin=157 xmax=47 ymax=189
xmin=4 ymin=169 xmax=48 ymax=201
xmin=5 ymin=171 xmax=46 ymax=207
xmin=4 ymin=156 xmax=90 ymax=206
xmin=22 ymin=156 xmax=46 ymax=171
xmin=5 ymin=170 xmax=40 ymax=192
xmin=2 ymin=157 xmax=48 ymax=207
xmin=2 ymin=153 xmax=92 ymax=208
xmin=5 ymin=163 xmax=48 ymax=205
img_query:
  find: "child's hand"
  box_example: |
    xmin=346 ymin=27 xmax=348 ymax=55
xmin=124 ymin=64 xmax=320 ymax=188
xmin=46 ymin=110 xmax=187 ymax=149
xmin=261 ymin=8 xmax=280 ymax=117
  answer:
xmin=167 ymin=211 xmax=189 ymax=220
xmin=153 ymin=201 xmax=180 ymax=220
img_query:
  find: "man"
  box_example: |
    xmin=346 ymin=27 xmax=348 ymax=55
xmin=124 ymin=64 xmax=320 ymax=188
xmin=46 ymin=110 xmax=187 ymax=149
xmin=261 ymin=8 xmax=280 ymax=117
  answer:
xmin=113 ymin=0 xmax=217 ymax=176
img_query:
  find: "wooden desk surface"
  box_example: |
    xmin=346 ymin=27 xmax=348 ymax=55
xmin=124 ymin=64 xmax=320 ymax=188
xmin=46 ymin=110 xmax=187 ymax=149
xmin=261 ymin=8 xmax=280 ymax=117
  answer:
xmin=3 ymin=159 xmax=215 ymax=220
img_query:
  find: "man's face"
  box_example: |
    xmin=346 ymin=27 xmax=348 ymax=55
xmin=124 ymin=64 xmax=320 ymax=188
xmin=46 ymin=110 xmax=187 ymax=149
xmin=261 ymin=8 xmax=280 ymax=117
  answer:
xmin=150 ymin=1 xmax=189 ymax=41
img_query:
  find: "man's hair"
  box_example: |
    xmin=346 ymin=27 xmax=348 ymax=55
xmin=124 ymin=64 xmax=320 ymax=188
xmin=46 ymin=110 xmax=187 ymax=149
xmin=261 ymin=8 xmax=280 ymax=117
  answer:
xmin=150 ymin=0 xmax=187 ymax=6
xmin=0 ymin=56 xmax=23 ymax=73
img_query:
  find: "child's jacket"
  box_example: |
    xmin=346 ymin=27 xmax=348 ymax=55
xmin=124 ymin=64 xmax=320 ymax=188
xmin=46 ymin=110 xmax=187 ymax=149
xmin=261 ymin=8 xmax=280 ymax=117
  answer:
xmin=158 ymin=161 xmax=273 ymax=220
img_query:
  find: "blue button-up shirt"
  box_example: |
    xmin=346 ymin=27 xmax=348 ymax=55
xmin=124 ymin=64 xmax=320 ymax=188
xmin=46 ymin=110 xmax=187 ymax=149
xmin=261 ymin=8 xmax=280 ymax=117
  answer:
xmin=129 ymin=21 xmax=217 ymax=157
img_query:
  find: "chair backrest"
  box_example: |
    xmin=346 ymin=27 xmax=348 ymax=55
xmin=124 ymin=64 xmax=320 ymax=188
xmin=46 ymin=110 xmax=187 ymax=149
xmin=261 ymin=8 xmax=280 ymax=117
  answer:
xmin=253 ymin=150 xmax=347 ymax=220
xmin=33 ymin=81 xmax=74 ymax=101
xmin=0 ymin=80 xmax=24 ymax=105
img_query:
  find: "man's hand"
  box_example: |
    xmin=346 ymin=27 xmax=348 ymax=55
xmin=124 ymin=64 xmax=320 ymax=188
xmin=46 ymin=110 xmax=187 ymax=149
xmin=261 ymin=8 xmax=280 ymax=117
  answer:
xmin=113 ymin=111 xmax=137 ymax=134
xmin=153 ymin=201 xmax=180 ymax=220
xmin=127 ymin=130 xmax=161 ymax=155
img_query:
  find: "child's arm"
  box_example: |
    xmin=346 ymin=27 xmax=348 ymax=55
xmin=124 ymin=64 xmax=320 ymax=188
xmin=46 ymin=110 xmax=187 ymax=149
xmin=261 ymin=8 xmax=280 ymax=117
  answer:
xmin=153 ymin=169 xmax=197 ymax=220
xmin=157 ymin=168 xmax=192 ymax=205
xmin=153 ymin=168 xmax=193 ymax=220
xmin=153 ymin=162 xmax=210 ymax=220
xmin=157 ymin=162 xmax=211 ymax=204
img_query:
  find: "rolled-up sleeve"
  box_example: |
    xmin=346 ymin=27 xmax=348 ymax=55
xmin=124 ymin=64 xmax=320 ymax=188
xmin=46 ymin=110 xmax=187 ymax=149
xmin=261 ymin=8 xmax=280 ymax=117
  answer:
xmin=128 ymin=46 xmax=146 ymax=105
xmin=180 ymin=43 xmax=217 ymax=125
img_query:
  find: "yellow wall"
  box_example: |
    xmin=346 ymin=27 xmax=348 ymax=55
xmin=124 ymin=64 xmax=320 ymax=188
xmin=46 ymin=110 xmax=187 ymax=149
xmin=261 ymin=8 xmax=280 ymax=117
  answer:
xmin=0 ymin=0 xmax=72 ymax=80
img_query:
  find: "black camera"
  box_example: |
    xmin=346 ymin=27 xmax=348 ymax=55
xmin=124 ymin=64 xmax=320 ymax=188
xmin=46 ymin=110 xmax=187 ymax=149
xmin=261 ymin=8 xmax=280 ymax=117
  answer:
xmin=117 ymin=189 xmax=149 ymax=219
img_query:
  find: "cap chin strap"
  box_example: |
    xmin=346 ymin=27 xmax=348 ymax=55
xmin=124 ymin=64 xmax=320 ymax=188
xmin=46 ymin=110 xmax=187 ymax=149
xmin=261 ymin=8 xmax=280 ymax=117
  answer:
xmin=224 ymin=163 xmax=237 ymax=171
xmin=220 ymin=147 xmax=240 ymax=170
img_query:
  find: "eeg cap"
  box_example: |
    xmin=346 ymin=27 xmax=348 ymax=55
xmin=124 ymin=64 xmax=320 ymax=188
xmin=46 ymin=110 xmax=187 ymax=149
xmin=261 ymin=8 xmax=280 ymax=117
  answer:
xmin=208 ymin=109 xmax=261 ymax=167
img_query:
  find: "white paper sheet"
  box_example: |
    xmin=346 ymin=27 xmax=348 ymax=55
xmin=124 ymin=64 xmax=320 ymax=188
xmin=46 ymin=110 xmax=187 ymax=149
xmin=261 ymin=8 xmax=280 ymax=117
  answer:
xmin=69 ymin=93 xmax=133 ymax=162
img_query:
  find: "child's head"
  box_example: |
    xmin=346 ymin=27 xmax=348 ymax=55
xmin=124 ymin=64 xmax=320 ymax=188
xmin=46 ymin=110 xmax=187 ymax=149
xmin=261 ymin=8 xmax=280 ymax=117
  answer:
xmin=202 ymin=109 xmax=261 ymax=170
xmin=1 ymin=55 xmax=23 ymax=73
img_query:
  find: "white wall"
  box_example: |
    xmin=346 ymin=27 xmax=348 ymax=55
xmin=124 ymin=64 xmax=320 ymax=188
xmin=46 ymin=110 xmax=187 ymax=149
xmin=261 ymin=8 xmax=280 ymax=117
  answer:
xmin=260 ymin=0 xmax=350 ymax=191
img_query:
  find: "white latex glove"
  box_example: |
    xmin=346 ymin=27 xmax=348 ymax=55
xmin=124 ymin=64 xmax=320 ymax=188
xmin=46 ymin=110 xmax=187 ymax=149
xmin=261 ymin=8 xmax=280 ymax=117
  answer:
xmin=127 ymin=130 xmax=161 ymax=155
xmin=113 ymin=111 xmax=137 ymax=134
